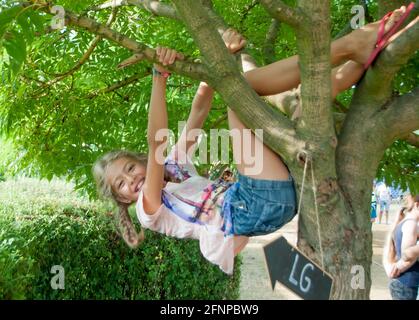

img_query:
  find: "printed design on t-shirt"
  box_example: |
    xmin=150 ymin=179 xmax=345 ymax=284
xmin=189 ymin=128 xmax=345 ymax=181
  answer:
xmin=195 ymin=180 xmax=232 ymax=222
xmin=162 ymin=150 xmax=233 ymax=229
xmin=164 ymin=159 xmax=192 ymax=183
xmin=162 ymin=179 xmax=233 ymax=226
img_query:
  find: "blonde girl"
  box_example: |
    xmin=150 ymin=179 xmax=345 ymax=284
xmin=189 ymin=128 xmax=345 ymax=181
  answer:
xmin=93 ymin=8 xmax=414 ymax=274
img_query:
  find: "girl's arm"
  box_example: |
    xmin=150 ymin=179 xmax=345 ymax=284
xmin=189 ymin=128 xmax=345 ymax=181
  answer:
xmin=176 ymin=82 xmax=215 ymax=157
xmin=143 ymin=47 xmax=183 ymax=214
xmin=175 ymin=29 xmax=246 ymax=157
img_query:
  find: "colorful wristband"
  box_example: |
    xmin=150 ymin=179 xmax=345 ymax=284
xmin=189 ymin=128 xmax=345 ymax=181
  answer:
xmin=152 ymin=67 xmax=170 ymax=78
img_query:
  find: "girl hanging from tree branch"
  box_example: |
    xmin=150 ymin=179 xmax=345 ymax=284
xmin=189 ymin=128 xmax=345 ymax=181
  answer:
xmin=93 ymin=6 xmax=417 ymax=274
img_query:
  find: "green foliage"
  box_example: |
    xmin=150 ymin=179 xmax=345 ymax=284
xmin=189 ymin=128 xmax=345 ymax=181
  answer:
xmin=0 ymin=178 xmax=241 ymax=299
xmin=377 ymin=140 xmax=419 ymax=194
xmin=0 ymin=137 xmax=18 ymax=180
xmin=0 ymin=3 xmax=46 ymax=79
xmin=0 ymin=0 xmax=417 ymax=196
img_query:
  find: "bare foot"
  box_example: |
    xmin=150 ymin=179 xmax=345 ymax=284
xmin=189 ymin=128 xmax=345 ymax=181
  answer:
xmin=347 ymin=6 xmax=407 ymax=66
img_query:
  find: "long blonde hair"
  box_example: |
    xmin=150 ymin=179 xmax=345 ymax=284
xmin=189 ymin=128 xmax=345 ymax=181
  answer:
xmin=92 ymin=150 xmax=148 ymax=249
xmin=385 ymin=194 xmax=419 ymax=263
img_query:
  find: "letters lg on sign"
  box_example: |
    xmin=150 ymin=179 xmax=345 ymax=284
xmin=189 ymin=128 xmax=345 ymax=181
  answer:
xmin=263 ymin=236 xmax=333 ymax=300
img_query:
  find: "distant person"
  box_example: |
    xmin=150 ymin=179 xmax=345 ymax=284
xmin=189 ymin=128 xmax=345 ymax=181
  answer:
xmin=383 ymin=194 xmax=419 ymax=300
xmin=377 ymin=183 xmax=391 ymax=224
xmin=370 ymin=191 xmax=377 ymax=224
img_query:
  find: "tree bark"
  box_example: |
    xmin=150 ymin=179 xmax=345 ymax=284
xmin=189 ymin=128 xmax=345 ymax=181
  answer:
xmin=171 ymin=0 xmax=306 ymax=165
xmin=20 ymin=0 xmax=419 ymax=300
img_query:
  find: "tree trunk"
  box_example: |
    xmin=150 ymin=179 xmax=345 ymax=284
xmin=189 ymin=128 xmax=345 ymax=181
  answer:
xmin=21 ymin=0 xmax=419 ymax=300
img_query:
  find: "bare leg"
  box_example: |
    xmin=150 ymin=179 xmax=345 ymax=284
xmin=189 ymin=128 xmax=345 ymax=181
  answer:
xmin=230 ymin=61 xmax=364 ymax=180
xmin=331 ymin=61 xmax=364 ymax=99
xmin=244 ymin=6 xmax=407 ymax=97
xmin=233 ymin=236 xmax=249 ymax=256
xmin=245 ymin=37 xmax=352 ymax=96
xmin=228 ymin=108 xmax=290 ymax=180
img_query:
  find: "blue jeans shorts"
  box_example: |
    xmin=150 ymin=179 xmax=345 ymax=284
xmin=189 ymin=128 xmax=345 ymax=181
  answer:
xmin=221 ymin=172 xmax=297 ymax=237
xmin=389 ymin=279 xmax=418 ymax=300
xmin=379 ymin=200 xmax=390 ymax=212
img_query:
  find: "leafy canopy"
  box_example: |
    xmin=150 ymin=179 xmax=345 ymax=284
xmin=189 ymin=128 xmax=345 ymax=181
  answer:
xmin=0 ymin=0 xmax=417 ymax=195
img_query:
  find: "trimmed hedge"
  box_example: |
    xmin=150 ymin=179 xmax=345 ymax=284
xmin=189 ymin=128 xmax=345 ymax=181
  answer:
xmin=0 ymin=178 xmax=241 ymax=299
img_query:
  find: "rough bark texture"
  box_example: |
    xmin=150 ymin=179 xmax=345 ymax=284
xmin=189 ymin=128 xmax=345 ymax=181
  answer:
xmin=23 ymin=0 xmax=419 ymax=299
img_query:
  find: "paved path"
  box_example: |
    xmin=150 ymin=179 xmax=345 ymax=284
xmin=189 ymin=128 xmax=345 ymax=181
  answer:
xmin=239 ymin=204 xmax=401 ymax=300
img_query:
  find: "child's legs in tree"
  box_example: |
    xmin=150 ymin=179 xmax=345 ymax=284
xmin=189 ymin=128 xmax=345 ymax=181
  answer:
xmin=262 ymin=61 xmax=364 ymax=118
xmin=228 ymin=107 xmax=290 ymax=180
xmin=244 ymin=36 xmax=353 ymax=96
xmin=331 ymin=61 xmax=364 ymax=99
xmin=229 ymin=60 xmax=364 ymax=181
xmin=244 ymin=7 xmax=414 ymax=96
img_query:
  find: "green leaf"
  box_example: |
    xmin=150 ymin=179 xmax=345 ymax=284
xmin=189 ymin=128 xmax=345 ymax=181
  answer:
xmin=17 ymin=12 xmax=33 ymax=43
xmin=0 ymin=6 xmax=22 ymax=40
xmin=3 ymin=30 xmax=26 ymax=77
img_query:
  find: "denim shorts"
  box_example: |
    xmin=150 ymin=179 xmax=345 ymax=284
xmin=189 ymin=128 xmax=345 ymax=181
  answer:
xmin=221 ymin=172 xmax=297 ymax=237
xmin=389 ymin=279 xmax=418 ymax=300
xmin=379 ymin=200 xmax=390 ymax=212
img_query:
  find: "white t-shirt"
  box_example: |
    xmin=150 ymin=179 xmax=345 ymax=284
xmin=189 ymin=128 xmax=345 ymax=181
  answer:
xmin=136 ymin=147 xmax=236 ymax=274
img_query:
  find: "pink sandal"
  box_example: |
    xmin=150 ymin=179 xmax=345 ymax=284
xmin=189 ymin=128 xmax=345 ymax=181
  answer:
xmin=364 ymin=2 xmax=415 ymax=70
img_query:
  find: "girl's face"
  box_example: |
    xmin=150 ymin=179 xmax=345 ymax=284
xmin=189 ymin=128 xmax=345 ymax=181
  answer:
xmin=106 ymin=157 xmax=146 ymax=204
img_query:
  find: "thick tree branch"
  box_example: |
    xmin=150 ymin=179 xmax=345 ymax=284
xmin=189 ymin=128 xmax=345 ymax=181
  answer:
xmin=23 ymin=1 xmax=209 ymax=82
xmin=339 ymin=10 xmax=419 ymax=183
xmin=296 ymin=1 xmax=334 ymax=138
xmin=259 ymin=0 xmax=303 ymax=28
xmin=92 ymin=0 xmax=179 ymax=20
xmin=382 ymin=87 xmax=419 ymax=142
xmin=171 ymin=0 xmax=303 ymax=164
xmin=337 ymin=88 xmax=418 ymax=234
xmin=199 ymin=0 xmax=235 ymax=35
xmin=350 ymin=15 xmax=419 ymax=109
xmin=197 ymin=2 xmax=301 ymax=122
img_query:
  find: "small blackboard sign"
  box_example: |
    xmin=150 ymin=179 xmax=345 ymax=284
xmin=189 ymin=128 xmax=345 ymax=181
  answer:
xmin=263 ymin=236 xmax=333 ymax=300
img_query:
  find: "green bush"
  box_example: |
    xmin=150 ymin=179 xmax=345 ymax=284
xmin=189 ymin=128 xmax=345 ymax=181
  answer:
xmin=0 ymin=178 xmax=241 ymax=299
